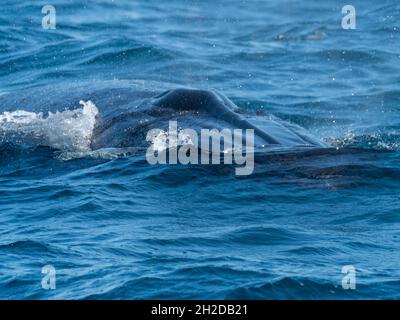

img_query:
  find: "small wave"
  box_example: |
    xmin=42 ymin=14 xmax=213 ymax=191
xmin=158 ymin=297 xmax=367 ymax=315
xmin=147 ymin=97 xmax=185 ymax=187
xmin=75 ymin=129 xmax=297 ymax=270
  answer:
xmin=225 ymin=277 xmax=343 ymax=299
xmin=274 ymin=30 xmax=326 ymax=41
xmin=325 ymin=131 xmax=400 ymax=151
xmin=312 ymin=49 xmax=383 ymax=63
xmin=0 ymin=240 xmax=53 ymax=253
xmin=0 ymin=100 xmax=98 ymax=151
xmin=81 ymin=45 xmax=174 ymax=66
xmin=222 ymin=226 xmax=311 ymax=245
xmin=56 ymin=147 xmax=143 ymax=161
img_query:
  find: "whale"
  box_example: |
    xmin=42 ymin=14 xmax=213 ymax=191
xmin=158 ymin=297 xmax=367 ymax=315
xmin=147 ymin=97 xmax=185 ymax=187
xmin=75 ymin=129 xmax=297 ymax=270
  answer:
xmin=0 ymin=80 xmax=326 ymax=152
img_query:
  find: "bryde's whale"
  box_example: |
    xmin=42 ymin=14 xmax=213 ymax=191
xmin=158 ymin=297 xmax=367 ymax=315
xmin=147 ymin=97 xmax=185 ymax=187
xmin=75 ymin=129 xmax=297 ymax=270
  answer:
xmin=0 ymin=81 xmax=326 ymax=152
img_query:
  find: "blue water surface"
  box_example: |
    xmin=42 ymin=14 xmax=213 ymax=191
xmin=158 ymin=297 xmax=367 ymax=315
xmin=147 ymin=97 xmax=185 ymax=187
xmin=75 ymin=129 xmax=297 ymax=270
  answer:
xmin=1 ymin=0 xmax=400 ymax=299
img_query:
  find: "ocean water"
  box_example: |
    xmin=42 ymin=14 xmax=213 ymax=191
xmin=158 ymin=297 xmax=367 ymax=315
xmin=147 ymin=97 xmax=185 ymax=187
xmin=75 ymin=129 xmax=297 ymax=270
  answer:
xmin=0 ymin=0 xmax=400 ymax=299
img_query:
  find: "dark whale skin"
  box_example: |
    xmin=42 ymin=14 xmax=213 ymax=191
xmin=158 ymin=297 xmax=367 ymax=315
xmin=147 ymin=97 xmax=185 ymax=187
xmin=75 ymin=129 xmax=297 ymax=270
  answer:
xmin=0 ymin=81 xmax=326 ymax=151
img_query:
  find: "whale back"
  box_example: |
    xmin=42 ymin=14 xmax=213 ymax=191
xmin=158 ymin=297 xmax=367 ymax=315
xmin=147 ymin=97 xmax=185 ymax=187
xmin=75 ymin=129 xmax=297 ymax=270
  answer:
xmin=0 ymin=81 xmax=326 ymax=151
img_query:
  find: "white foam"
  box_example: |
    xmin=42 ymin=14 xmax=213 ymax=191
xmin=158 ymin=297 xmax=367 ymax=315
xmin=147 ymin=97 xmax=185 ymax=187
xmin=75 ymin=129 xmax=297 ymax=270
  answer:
xmin=56 ymin=147 xmax=142 ymax=161
xmin=0 ymin=100 xmax=99 ymax=151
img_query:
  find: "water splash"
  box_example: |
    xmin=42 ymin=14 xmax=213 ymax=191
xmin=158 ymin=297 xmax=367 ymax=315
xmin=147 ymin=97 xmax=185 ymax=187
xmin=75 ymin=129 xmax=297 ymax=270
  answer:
xmin=0 ymin=100 xmax=99 ymax=151
xmin=56 ymin=147 xmax=142 ymax=161
xmin=324 ymin=130 xmax=400 ymax=151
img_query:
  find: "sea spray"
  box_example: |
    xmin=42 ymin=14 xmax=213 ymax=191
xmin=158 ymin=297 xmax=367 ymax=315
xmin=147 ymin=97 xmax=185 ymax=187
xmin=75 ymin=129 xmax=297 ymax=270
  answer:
xmin=0 ymin=100 xmax=99 ymax=151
